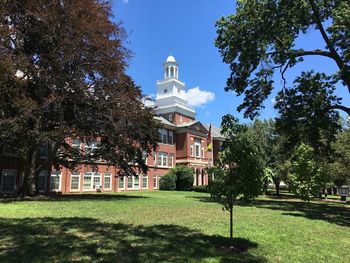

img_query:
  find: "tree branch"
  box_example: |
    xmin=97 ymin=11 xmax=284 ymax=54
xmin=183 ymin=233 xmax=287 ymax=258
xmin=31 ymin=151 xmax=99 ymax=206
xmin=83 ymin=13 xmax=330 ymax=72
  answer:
xmin=308 ymin=0 xmax=350 ymax=92
xmin=328 ymin=104 xmax=350 ymax=116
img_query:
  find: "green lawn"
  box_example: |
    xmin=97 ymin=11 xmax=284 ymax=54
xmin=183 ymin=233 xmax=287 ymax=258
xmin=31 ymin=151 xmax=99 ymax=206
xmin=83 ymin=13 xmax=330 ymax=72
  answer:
xmin=0 ymin=191 xmax=349 ymax=262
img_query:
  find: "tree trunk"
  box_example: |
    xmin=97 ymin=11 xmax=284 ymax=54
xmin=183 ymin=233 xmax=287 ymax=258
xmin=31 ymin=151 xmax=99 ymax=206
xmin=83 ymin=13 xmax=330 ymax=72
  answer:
xmin=229 ymin=203 xmax=233 ymax=240
xmin=22 ymin=149 xmax=38 ymax=197
xmin=274 ymin=178 xmax=281 ymax=195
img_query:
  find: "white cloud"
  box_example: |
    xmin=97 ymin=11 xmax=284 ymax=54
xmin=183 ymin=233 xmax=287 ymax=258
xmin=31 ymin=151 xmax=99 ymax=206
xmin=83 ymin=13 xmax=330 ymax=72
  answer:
xmin=182 ymin=87 xmax=215 ymax=107
xmin=122 ymin=0 xmax=129 ymax=3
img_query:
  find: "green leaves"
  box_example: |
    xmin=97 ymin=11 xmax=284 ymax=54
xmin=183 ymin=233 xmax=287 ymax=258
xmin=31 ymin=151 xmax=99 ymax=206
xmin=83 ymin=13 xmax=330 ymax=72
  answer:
xmin=289 ymin=143 xmax=327 ymax=202
xmin=275 ymin=71 xmax=341 ymax=157
xmin=210 ymin=114 xmax=264 ymax=203
xmin=216 ymin=0 xmax=350 ymax=118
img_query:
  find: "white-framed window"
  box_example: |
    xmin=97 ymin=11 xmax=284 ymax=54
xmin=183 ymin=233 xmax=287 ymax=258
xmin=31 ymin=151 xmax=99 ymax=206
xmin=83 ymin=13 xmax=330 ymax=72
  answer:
xmin=153 ymin=153 xmax=157 ymax=166
xmin=83 ymin=172 xmax=93 ymax=190
xmin=127 ymin=176 xmax=133 ymax=188
xmin=1 ymin=169 xmax=17 ymax=193
xmin=159 ymin=129 xmax=167 ymax=144
xmin=142 ymin=175 xmax=148 ymax=189
xmin=168 ymin=154 xmax=174 ymax=167
xmin=70 ymin=172 xmax=80 ymax=191
xmin=180 ymin=116 xmax=183 ymax=123
xmin=168 ymin=131 xmax=174 ymax=144
xmin=195 ymin=138 xmax=201 ymax=157
xmin=38 ymin=170 xmax=48 ymax=192
xmin=142 ymin=151 xmax=148 ymax=165
xmin=201 ymin=146 xmax=204 ymax=158
xmin=153 ymin=176 xmax=158 ymax=189
xmin=190 ymin=144 xmax=194 ymax=157
xmin=169 ymin=115 xmax=173 ymax=122
xmin=157 ymin=152 xmax=168 ymax=167
xmin=118 ymin=176 xmax=125 ymax=189
xmin=127 ymin=176 xmax=140 ymax=189
xmin=93 ymin=173 xmax=101 ymax=189
xmin=50 ymin=171 xmax=61 ymax=192
xmin=104 ymin=173 xmax=112 ymax=190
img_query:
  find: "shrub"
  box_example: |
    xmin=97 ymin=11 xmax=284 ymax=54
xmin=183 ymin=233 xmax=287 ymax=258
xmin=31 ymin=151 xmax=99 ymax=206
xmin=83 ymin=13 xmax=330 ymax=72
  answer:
xmin=193 ymin=185 xmax=210 ymax=193
xmin=171 ymin=166 xmax=194 ymax=191
xmin=159 ymin=173 xmax=176 ymax=191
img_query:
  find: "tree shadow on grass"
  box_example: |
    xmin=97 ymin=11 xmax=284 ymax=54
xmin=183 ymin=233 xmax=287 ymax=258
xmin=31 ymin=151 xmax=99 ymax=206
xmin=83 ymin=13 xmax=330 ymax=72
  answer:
xmin=236 ymin=199 xmax=350 ymax=228
xmin=0 ymin=194 xmax=148 ymax=203
xmin=191 ymin=195 xmax=350 ymax=227
xmin=0 ymin=217 xmax=265 ymax=262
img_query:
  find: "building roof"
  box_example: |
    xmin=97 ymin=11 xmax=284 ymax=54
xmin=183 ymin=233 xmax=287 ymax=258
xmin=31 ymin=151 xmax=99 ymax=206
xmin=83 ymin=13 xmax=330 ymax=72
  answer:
xmin=203 ymin=124 xmax=225 ymax=140
xmin=154 ymin=115 xmax=176 ymax=128
xmin=166 ymin=55 xmax=176 ymax=63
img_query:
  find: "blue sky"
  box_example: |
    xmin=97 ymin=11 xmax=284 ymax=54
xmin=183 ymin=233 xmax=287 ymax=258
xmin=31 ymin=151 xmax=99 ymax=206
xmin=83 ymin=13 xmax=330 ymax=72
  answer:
xmin=111 ymin=0 xmax=349 ymax=127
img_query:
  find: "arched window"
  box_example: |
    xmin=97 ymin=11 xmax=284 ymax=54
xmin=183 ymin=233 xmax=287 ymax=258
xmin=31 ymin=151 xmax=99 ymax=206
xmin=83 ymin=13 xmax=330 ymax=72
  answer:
xmin=170 ymin=66 xmax=174 ymax=77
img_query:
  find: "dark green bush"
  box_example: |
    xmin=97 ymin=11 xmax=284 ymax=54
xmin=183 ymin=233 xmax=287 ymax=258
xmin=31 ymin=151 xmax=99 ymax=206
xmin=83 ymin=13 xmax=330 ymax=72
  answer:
xmin=159 ymin=173 xmax=176 ymax=191
xmin=173 ymin=166 xmax=194 ymax=191
xmin=193 ymin=185 xmax=210 ymax=193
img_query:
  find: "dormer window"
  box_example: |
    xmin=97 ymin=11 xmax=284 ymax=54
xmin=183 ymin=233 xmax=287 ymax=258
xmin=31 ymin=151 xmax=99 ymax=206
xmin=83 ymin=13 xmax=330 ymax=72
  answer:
xmin=169 ymin=114 xmax=172 ymax=121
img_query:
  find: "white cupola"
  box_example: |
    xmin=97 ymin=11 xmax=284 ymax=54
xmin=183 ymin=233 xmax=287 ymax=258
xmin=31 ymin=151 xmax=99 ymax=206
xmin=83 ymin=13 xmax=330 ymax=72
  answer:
xmin=155 ymin=55 xmax=196 ymax=119
xmin=164 ymin=55 xmax=179 ymax=79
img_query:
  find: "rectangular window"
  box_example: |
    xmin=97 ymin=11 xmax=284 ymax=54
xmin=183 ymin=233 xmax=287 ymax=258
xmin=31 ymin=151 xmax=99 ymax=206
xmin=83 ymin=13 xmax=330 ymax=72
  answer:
xmin=142 ymin=151 xmax=148 ymax=165
xmin=190 ymin=144 xmax=194 ymax=157
xmin=159 ymin=129 xmax=167 ymax=144
xmin=157 ymin=153 xmax=162 ymax=166
xmin=118 ymin=176 xmax=125 ymax=189
xmin=70 ymin=172 xmax=80 ymax=191
xmin=153 ymin=152 xmax=157 ymax=166
xmin=1 ymin=169 xmax=17 ymax=193
xmin=153 ymin=176 xmax=158 ymax=189
xmin=169 ymin=115 xmax=173 ymax=122
xmin=201 ymin=146 xmax=204 ymax=158
xmin=83 ymin=172 xmax=93 ymax=190
xmin=134 ymin=176 xmax=140 ymax=189
xmin=50 ymin=171 xmax=61 ymax=191
xmin=195 ymin=138 xmax=201 ymax=157
xmin=38 ymin=170 xmax=47 ymax=192
xmin=157 ymin=152 xmax=168 ymax=167
xmin=127 ymin=176 xmax=140 ymax=189
xmin=104 ymin=173 xmax=112 ymax=190
xmin=168 ymin=131 xmax=173 ymax=145
xmin=168 ymin=154 xmax=174 ymax=167
xmin=127 ymin=176 xmax=133 ymax=188
xmin=93 ymin=173 xmax=101 ymax=189
xmin=142 ymin=175 xmax=148 ymax=189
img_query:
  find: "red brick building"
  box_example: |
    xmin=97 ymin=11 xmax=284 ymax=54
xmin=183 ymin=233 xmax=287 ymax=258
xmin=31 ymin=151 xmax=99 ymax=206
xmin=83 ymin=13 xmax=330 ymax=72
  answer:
xmin=0 ymin=55 xmax=224 ymax=194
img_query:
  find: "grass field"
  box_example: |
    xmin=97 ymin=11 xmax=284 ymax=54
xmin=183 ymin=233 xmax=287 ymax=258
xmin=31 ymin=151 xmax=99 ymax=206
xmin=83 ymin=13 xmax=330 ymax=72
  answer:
xmin=0 ymin=191 xmax=349 ymax=262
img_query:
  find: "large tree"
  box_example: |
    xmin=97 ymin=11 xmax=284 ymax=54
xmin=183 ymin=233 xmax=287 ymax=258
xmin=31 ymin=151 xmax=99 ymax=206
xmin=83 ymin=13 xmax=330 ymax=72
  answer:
xmin=275 ymin=71 xmax=341 ymax=157
xmin=0 ymin=0 xmax=159 ymax=196
xmin=329 ymin=124 xmax=350 ymax=187
xmin=216 ymin=0 xmax=350 ymax=119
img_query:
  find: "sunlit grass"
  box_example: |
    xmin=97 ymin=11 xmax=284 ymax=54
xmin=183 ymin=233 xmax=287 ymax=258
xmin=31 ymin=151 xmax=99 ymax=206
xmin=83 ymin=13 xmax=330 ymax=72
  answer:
xmin=0 ymin=191 xmax=349 ymax=262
